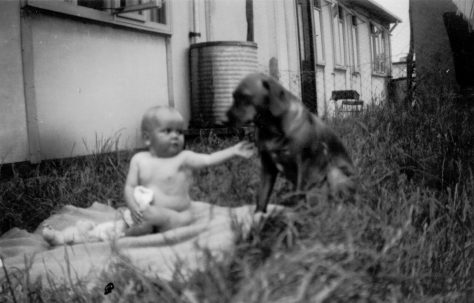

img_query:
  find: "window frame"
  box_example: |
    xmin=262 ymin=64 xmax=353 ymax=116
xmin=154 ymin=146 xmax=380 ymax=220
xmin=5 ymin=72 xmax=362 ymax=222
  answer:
xmin=297 ymin=2 xmax=307 ymax=63
xmin=24 ymin=0 xmax=172 ymax=36
xmin=331 ymin=4 xmax=347 ymax=69
xmin=348 ymin=14 xmax=360 ymax=74
xmin=370 ymin=23 xmax=387 ymax=75
xmin=313 ymin=0 xmax=325 ymax=65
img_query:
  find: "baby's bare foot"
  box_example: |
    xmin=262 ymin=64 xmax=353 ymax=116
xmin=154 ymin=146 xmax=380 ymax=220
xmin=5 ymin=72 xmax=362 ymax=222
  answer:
xmin=42 ymin=224 xmax=60 ymax=245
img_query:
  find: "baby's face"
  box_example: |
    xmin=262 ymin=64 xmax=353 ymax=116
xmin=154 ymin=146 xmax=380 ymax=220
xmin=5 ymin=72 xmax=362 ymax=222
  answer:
xmin=146 ymin=111 xmax=185 ymax=157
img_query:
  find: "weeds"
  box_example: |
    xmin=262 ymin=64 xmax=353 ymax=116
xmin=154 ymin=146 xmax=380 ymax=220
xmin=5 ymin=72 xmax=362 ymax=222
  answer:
xmin=0 ymin=87 xmax=472 ymax=301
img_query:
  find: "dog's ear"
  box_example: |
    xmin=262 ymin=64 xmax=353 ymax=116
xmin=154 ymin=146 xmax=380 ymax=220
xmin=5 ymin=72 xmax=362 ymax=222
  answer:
xmin=262 ymin=78 xmax=288 ymax=117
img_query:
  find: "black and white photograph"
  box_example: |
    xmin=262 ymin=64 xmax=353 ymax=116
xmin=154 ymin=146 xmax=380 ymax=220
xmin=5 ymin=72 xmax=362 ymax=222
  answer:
xmin=0 ymin=0 xmax=472 ymax=301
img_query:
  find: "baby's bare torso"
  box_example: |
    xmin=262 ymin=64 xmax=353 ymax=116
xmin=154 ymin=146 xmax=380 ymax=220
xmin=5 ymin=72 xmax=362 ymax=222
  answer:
xmin=136 ymin=152 xmax=192 ymax=213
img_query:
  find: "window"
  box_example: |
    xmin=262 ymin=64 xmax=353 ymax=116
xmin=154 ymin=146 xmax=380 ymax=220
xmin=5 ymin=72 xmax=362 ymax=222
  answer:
xmin=114 ymin=0 xmax=166 ymax=23
xmin=349 ymin=15 xmax=360 ymax=72
xmin=297 ymin=3 xmax=307 ymax=62
xmin=313 ymin=0 xmax=324 ymax=63
xmin=26 ymin=0 xmax=170 ymax=34
xmin=370 ymin=23 xmax=387 ymax=74
xmin=332 ymin=4 xmax=346 ymax=67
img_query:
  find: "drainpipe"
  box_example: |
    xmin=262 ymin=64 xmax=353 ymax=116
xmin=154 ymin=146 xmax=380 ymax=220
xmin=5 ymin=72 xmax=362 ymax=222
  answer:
xmin=246 ymin=0 xmax=254 ymax=42
xmin=189 ymin=0 xmax=201 ymax=44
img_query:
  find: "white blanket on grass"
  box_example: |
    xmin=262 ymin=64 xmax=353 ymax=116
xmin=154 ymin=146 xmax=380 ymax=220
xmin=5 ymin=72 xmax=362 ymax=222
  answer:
xmin=0 ymin=201 xmax=283 ymax=286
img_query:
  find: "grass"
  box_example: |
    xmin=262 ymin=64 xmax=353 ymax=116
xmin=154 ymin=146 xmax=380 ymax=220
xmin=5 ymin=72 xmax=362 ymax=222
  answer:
xmin=0 ymin=87 xmax=472 ymax=302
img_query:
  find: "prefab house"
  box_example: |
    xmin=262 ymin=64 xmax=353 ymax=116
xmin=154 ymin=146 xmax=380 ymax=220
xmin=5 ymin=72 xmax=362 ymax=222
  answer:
xmin=294 ymin=0 xmax=400 ymax=114
xmin=0 ymin=0 xmax=399 ymax=164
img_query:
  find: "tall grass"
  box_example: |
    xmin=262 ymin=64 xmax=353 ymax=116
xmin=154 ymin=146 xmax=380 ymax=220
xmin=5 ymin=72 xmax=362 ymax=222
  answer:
xmin=0 ymin=136 xmax=130 ymax=234
xmin=0 ymin=87 xmax=472 ymax=301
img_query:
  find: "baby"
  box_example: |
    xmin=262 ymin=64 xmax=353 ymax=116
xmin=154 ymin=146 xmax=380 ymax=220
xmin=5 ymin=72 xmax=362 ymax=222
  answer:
xmin=123 ymin=105 xmax=254 ymax=236
xmin=43 ymin=106 xmax=254 ymax=245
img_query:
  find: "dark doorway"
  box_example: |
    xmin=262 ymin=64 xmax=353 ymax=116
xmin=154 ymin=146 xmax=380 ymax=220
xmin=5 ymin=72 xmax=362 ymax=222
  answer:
xmin=296 ymin=0 xmax=317 ymax=113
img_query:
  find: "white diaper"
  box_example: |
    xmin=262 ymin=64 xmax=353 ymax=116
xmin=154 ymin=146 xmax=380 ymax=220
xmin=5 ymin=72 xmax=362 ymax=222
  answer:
xmin=122 ymin=186 xmax=154 ymax=226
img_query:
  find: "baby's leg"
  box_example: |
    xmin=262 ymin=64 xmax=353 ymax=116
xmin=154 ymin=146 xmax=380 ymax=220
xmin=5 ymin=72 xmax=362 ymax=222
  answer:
xmin=124 ymin=222 xmax=154 ymax=237
xmin=42 ymin=220 xmax=95 ymax=245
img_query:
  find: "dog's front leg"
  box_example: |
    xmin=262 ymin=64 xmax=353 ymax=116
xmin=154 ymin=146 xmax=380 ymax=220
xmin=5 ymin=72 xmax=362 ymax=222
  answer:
xmin=286 ymin=154 xmax=309 ymax=205
xmin=257 ymin=152 xmax=278 ymax=213
xmin=296 ymin=154 xmax=305 ymax=191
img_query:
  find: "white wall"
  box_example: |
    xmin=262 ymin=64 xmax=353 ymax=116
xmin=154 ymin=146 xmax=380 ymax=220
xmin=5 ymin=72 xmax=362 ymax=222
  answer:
xmin=0 ymin=1 xmax=29 ymax=163
xmin=253 ymin=0 xmax=301 ymax=94
xmin=30 ymin=13 xmax=169 ymax=160
xmin=206 ymin=0 xmax=247 ymax=41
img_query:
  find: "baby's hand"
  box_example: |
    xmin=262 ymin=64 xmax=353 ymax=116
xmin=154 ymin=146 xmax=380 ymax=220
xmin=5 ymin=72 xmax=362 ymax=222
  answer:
xmin=234 ymin=141 xmax=256 ymax=159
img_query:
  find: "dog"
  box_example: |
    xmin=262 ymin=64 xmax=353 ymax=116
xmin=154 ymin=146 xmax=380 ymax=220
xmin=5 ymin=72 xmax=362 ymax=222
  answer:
xmin=227 ymin=73 xmax=356 ymax=213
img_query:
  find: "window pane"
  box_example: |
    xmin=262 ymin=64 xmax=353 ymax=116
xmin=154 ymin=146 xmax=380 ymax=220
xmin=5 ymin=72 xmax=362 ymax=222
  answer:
xmin=372 ymin=35 xmax=377 ymax=71
xmin=333 ymin=10 xmax=341 ymax=65
xmin=347 ymin=16 xmax=353 ymax=68
xmin=352 ymin=25 xmax=359 ymax=68
xmin=338 ymin=20 xmax=345 ymax=65
xmin=297 ymin=4 xmax=306 ymax=61
xmin=380 ymin=32 xmax=385 ymax=54
xmin=314 ymin=10 xmax=324 ymax=62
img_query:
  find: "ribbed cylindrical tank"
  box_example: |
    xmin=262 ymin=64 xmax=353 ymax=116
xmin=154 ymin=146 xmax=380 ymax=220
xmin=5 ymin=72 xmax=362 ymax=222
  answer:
xmin=189 ymin=41 xmax=258 ymax=127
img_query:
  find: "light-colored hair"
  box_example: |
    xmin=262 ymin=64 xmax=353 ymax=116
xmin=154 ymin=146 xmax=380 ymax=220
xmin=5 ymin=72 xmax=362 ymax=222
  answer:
xmin=140 ymin=106 xmax=182 ymax=136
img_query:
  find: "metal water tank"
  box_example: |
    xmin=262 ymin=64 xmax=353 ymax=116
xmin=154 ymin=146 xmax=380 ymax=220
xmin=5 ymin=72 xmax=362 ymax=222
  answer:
xmin=189 ymin=41 xmax=258 ymax=127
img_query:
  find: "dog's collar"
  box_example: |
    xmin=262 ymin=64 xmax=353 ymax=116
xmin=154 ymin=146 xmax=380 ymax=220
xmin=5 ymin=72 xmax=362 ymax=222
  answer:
xmin=254 ymin=110 xmax=286 ymax=138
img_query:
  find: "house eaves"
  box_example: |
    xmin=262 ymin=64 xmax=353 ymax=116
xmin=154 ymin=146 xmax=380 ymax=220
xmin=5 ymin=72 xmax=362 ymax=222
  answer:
xmin=342 ymin=0 xmax=402 ymax=24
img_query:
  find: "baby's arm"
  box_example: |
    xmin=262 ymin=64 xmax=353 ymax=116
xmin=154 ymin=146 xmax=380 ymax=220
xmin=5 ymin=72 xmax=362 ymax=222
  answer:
xmin=124 ymin=154 xmax=144 ymax=223
xmin=183 ymin=141 xmax=255 ymax=169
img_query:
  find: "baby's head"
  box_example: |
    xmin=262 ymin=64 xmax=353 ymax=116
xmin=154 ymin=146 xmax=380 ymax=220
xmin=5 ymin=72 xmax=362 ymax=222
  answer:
xmin=141 ymin=106 xmax=185 ymax=157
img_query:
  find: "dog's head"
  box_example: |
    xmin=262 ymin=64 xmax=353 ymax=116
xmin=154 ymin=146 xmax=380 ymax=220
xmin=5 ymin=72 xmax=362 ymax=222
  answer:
xmin=227 ymin=73 xmax=290 ymax=126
